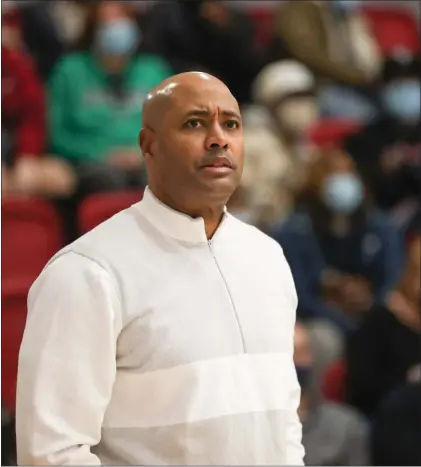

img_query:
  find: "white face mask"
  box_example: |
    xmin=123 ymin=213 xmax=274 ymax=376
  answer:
xmin=276 ymin=98 xmax=319 ymax=135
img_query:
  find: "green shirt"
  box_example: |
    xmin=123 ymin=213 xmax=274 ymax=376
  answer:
xmin=48 ymin=52 xmax=172 ymax=162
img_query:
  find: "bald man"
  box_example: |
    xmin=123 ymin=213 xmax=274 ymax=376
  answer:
xmin=16 ymin=73 xmax=304 ymax=465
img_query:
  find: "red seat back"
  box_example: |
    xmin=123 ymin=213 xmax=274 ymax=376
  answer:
xmin=2 ymin=197 xmax=63 ymax=289
xmin=1 ymin=287 xmax=28 ymax=412
xmin=1 ymin=197 xmax=63 ymax=412
xmin=362 ymin=7 xmax=420 ymax=55
xmin=308 ymin=118 xmax=362 ymax=149
xmin=247 ymin=7 xmax=274 ymax=47
xmin=78 ymin=190 xmax=143 ymax=234
xmin=321 ymin=360 xmax=347 ymax=403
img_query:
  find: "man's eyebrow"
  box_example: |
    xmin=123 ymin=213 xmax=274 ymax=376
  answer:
xmin=183 ymin=109 xmax=242 ymax=120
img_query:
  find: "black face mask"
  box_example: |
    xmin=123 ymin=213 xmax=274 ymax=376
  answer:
xmin=295 ymin=365 xmax=312 ymax=390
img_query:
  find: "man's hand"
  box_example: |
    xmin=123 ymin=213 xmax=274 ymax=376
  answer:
xmin=107 ymin=149 xmax=143 ymax=171
xmin=12 ymin=157 xmax=42 ymax=195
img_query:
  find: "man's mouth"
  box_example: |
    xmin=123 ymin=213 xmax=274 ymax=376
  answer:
xmin=200 ymin=156 xmax=234 ymax=170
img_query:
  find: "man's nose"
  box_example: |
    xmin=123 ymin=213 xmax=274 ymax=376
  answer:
xmin=205 ymin=125 xmax=229 ymax=151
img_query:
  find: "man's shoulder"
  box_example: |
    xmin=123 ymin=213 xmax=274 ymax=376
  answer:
xmin=48 ymin=203 xmax=147 ymax=270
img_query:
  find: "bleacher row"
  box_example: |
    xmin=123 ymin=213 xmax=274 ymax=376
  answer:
xmin=249 ymin=4 xmax=419 ymax=53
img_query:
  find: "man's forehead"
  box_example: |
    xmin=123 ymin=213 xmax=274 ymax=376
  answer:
xmin=169 ymin=85 xmax=240 ymax=116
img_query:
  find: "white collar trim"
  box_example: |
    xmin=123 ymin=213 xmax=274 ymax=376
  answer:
xmin=136 ymin=186 xmax=227 ymax=243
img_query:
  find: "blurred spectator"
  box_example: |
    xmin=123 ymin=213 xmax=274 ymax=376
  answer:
xmin=1 ymin=0 xmax=64 ymax=80
xmin=345 ymin=51 xmax=420 ymax=233
xmin=50 ymin=1 xmax=90 ymax=50
xmin=241 ymin=60 xmax=319 ymax=230
xmin=19 ymin=2 xmax=65 ymax=80
xmin=2 ymin=45 xmax=76 ymax=198
xmin=346 ymin=235 xmax=420 ymax=418
xmin=274 ymin=0 xmax=382 ymax=122
xmin=271 ymin=148 xmax=404 ymax=339
xmin=370 ymin=382 xmax=421 ymax=466
xmin=2 ymin=405 xmax=16 ymax=466
xmin=142 ymin=0 xmax=262 ymax=104
xmin=295 ymin=322 xmax=369 ymax=466
xmin=48 ymin=1 xmax=173 ymax=198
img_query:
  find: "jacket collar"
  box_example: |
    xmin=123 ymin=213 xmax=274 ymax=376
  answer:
xmin=137 ymin=186 xmax=227 ymax=244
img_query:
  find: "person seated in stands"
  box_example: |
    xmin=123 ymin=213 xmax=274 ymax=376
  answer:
xmin=48 ymin=1 xmax=173 ymax=199
xmin=141 ymin=0 xmax=262 ymax=105
xmin=273 ymin=0 xmax=382 ymax=122
xmin=2 ymin=0 xmax=65 ymax=81
xmin=345 ymin=51 xmax=420 ymax=235
xmin=241 ymin=60 xmax=320 ymax=230
xmin=294 ymin=322 xmax=369 ymax=466
xmin=271 ymin=147 xmax=405 ymax=341
xmin=346 ymin=235 xmax=420 ymax=418
xmin=1 ymin=41 xmax=75 ymax=198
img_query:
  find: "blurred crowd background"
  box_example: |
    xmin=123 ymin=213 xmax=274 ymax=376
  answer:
xmin=1 ymin=0 xmax=420 ymax=465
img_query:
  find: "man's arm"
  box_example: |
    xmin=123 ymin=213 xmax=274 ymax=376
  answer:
xmin=275 ymin=244 xmax=305 ymax=465
xmin=16 ymin=252 xmax=122 ymax=465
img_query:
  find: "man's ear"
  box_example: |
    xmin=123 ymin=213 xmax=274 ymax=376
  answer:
xmin=139 ymin=127 xmax=154 ymax=161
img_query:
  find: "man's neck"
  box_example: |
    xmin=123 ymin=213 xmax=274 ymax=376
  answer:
xmin=203 ymin=211 xmax=225 ymax=240
xmin=148 ymin=186 xmax=226 ymax=239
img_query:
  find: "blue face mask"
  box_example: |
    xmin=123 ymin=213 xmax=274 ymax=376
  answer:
xmin=295 ymin=365 xmax=312 ymax=390
xmin=95 ymin=18 xmax=140 ymax=57
xmin=332 ymin=0 xmax=360 ymax=12
xmin=322 ymin=173 xmax=364 ymax=215
xmin=382 ymin=80 xmax=421 ymax=123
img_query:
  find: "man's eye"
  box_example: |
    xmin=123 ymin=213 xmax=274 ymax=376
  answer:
xmin=225 ymin=120 xmax=240 ymax=129
xmin=185 ymin=119 xmax=203 ymax=128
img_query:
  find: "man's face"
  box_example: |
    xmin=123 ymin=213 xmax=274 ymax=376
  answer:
xmin=145 ymin=79 xmax=244 ymax=210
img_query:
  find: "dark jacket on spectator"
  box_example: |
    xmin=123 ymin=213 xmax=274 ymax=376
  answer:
xmin=345 ymin=117 xmax=421 ymax=211
xmin=346 ymin=306 xmax=420 ymax=418
xmin=271 ymin=210 xmax=404 ymax=333
xmin=1 ymin=46 xmax=46 ymax=161
xmin=1 ymin=405 xmax=16 ymax=466
xmin=370 ymin=383 xmax=421 ymax=466
xmin=2 ymin=3 xmax=64 ymax=80
xmin=141 ymin=0 xmax=262 ymax=104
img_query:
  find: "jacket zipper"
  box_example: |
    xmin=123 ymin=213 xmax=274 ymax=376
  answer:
xmin=208 ymin=239 xmax=246 ymax=352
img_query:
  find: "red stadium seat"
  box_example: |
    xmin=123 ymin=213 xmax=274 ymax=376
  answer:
xmin=362 ymin=7 xmax=420 ymax=55
xmin=247 ymin=7 xmax=274 ymax=47
xmin=78 ymin=190 xmax=143 ymax=234
xmin=1 ymin=197 xmax=63 ymax=411
xmin=2 ymin=197 xmax=64 ymax=289
xmin=321 ymin=360 xmax=347 ymax=403
xmin=308 ymin=118 xmax=362 ymax=149
xmin=1 ymin=285 xmax=28 ymax=412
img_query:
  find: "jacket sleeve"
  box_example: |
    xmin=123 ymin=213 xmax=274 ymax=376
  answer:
xmin=48 ymin=58 xmax=98 ymax=161
xmin=339 ymin=412 xmax=370 ymax=465
xmin=273 ymin=227 xmax=355 ymax=334
xmin=16 ymin=252 xmax=122 ymax=465
xmin=4 ymin=48 xmax=46 ymax=157
xmin=372 ymin=218 xmax=404 ymax=303
xmin=275 ymin=2 xmax=367 ymax=86
xmin=276 ymin=244 xmax=305 ymax=465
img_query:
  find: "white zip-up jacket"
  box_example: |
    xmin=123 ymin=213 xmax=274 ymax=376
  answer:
xmin=16 ymin=187 xmax=304 ymax=466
